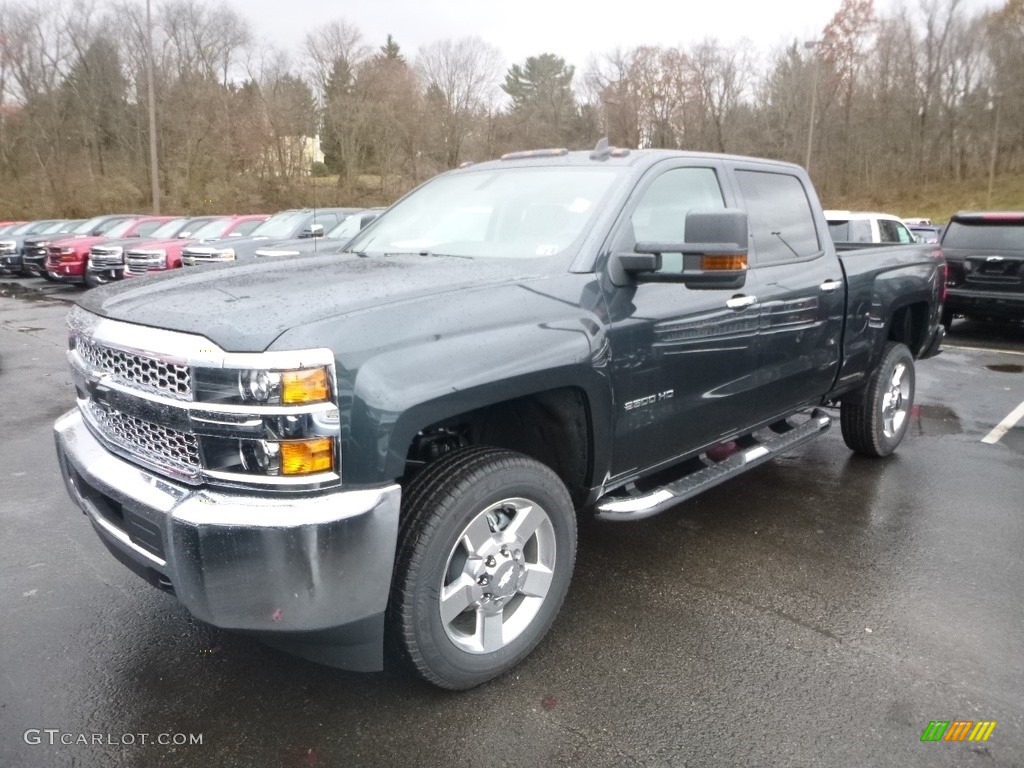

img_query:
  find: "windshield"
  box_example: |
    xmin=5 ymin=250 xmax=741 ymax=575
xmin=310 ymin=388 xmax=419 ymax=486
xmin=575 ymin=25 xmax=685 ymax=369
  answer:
xmin=345 ymin=167 xmax=622 ymax=259
xmin=327 ymin=214 xmax=364 ymax=240
xmin=102 ymin=219 xmax=139 ymax=238
xmin=149 ymin=218 xmax=191 ymax=239
xmin=45 ymin=220 xmax=80 ymax=234
xmin=10 ymin=222 xmax=36 ymax=235
xmin=72 ymin=216 xmax=111 ymax=235
xmin=942 ymin=220 xmax=1024 ymax=251
xmin=250 ymin=211 xmax=309 ymax=239
xmin=190 ymin=217 xmax=232 ymax=239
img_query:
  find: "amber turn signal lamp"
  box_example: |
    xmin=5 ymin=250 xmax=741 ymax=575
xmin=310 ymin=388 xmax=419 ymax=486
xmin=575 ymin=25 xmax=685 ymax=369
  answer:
xmin=700 ymin=254 xmax=748 ymax=271
xmin=281 ymin=368 xmax=330 ymax=404
xmin=280 ymin=438 xmax=335 ymax=475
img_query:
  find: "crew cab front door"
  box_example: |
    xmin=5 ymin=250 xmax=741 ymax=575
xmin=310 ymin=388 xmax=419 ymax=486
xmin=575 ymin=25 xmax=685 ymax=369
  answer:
xmin=602 ymin=162 xmax=761 ymax=480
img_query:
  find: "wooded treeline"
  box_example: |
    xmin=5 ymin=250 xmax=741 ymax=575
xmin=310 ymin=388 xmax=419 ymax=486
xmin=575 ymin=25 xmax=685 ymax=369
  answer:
xmin=0 ymin=0 xmax=1021 ymax=217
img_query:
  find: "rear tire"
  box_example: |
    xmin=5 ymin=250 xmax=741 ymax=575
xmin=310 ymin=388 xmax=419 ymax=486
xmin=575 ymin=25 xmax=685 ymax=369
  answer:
xmin=388 ymin=446 xmax=576 ymax=690
xmin=940 ymin=307 xmax=954 ymax=332
xmin=840 ymin=341 xmax=915 ymax=458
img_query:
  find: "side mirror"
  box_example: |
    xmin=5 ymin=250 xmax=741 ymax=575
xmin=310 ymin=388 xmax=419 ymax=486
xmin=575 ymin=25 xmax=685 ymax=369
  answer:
xmin=301 ymin=224 xmax=325 ymax=239
xmin=614 ymin=209 xmax=750 ymax=289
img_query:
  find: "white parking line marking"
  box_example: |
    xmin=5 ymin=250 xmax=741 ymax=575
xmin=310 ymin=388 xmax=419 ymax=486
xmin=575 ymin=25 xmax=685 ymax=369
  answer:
xmin=982 ymin=400 xmax=1024 ymax=444
xmin=944 ymin=344 xmax=1024 ymax=357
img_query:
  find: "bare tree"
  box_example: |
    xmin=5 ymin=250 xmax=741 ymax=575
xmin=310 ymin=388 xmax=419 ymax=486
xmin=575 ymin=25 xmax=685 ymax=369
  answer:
xmin=416 ymin=36 xmax=502 ymax=167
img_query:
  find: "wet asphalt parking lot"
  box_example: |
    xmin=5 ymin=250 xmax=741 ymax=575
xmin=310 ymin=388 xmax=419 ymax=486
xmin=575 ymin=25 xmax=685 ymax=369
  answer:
xmin=1 ymin=277 xmax=1022 ymax=768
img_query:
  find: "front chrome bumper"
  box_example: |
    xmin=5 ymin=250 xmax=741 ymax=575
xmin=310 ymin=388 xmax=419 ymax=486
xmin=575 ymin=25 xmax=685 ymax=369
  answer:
xmin=55 ymin=408 xmax=401 ymax=639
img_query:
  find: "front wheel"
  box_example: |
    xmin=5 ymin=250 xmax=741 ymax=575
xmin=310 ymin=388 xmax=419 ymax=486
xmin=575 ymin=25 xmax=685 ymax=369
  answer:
xmin=840 ymin=341 xmax=915 ymax=458
xmin=388 ymin=446 xmax=577 ymax=690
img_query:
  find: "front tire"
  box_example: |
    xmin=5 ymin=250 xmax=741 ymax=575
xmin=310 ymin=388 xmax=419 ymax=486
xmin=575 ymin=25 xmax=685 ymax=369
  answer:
xmin=388 ymin=446 xmax=577 ymax=690
xmin=840 ymin=341 xmax=915 ymax=458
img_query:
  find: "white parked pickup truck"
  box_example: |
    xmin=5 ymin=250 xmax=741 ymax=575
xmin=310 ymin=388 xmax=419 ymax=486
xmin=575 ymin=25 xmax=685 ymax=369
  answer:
xmin=825 ymin=210 xmax=919 ymax=245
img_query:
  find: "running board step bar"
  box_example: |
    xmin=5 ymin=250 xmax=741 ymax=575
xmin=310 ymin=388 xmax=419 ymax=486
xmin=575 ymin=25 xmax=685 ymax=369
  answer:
xmin=594 ymin=409 xmax=832 ymax=522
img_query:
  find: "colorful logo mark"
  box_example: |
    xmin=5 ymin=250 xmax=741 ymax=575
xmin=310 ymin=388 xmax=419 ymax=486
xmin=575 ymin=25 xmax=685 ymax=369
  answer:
xmin=921 ymin=721 xmax=997 ymax=742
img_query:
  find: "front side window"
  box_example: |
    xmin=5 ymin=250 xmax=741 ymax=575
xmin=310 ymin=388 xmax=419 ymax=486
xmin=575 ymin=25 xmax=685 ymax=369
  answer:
xmin=736 ymin=170 xmax=820 ymax=265
xmin=625 ymin=167 xmax=726 ymax=274
xmin=345 ymin=167 xmax=622 ymax=259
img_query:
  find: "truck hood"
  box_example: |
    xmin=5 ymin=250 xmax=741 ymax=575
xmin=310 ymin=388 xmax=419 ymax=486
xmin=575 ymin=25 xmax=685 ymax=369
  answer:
xmin=76 ymin=253 xmax=539 ymax=351
xmin=125 ymin=237 xmax=192 ymax=252
xmin=48 ymin=234 xmax=105 ymax=251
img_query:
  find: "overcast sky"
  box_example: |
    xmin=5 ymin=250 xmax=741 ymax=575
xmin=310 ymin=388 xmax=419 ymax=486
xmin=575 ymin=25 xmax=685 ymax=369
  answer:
xmin=237 ymin=0 xmax=1002 ymax=74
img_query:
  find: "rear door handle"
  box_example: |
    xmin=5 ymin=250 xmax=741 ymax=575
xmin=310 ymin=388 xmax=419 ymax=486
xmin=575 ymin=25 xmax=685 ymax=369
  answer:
xmin=820 ymin=279 xmax=843 ymax=292
xmin=726 ymin=295 xmax=757 ymax=310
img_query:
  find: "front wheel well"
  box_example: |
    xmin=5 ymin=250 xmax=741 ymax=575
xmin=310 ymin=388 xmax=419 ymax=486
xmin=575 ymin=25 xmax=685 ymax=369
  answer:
xmin=404 ymin=388 xmax=592 ymax=505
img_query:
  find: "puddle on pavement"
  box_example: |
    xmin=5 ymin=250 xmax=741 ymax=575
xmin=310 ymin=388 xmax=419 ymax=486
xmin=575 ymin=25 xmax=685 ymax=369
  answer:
xmin=0 ymin=282 xmax=71 ymax=304
xmin=986 ymin=364 xmax=1023 ymax=374
xmin=912 ymin=404 xmax=962 ymax=436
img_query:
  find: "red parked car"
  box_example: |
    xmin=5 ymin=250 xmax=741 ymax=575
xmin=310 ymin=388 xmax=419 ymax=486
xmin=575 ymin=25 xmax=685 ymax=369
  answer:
xmin=45 ymin=215 xmax=174 ymax=285
xmin=123 ymin=214 xmax=268 ymax=277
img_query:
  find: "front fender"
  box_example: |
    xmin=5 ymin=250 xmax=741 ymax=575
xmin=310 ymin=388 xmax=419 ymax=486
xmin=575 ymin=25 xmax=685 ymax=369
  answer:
xmin=348 ymin=321 xmax=613 ymax=484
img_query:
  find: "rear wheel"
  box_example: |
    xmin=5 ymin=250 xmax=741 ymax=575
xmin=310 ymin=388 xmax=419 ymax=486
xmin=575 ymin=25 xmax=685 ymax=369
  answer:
xmin=840 ymin=341 xmax=915 ymax=458
xmin=940 ymin=307 xmax=954 ymax=332
xmin=388 ymin=446 xmax=576 ymax=690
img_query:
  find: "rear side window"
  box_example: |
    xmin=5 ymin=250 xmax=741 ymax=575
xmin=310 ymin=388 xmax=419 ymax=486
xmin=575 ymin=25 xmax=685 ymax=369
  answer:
xmin=735 ymin=171 xmax=820 ymax=264
xmin=828 ymin=219 xmax=872 ymax=243
xmin=942 ymin=221 xmax=1024 ymax=251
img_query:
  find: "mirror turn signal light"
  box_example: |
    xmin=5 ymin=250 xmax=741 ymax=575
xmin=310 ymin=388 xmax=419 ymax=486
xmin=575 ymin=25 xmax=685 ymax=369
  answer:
xmin=701 ymin=254 xmax=748 ymax=271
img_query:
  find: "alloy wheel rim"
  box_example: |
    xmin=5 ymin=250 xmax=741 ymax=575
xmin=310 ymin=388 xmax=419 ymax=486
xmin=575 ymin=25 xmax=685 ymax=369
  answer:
xmin=439 ymin=497 xmax=556 ymax=654
xmin=881 ymin=362 xmax=910 ymax=438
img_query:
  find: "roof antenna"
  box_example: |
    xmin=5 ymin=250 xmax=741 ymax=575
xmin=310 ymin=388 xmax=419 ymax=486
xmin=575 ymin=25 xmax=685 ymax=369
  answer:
xmin=590 ymin=137 xmax=611 ymax=160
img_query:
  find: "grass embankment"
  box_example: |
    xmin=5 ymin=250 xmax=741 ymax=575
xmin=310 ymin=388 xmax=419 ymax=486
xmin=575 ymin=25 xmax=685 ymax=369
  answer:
xmin=826 ymin=173 xmax=1024 ymax=224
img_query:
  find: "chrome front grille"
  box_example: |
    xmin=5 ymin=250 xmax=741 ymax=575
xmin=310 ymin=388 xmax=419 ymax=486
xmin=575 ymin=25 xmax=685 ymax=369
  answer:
xmin=89 ymin=246 xmax=124 ymax=268
xmin=85 ymin=400 xmax=200 ymax=473
xmin=76 ymin=337 xmax=192 ymax=399
xmin=126 ymin=250 xmax=165 ymax=274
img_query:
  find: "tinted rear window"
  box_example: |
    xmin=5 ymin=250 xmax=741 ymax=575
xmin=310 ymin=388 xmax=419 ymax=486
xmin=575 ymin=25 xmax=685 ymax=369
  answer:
xmin=942 ymin=221 xmax=1024 ymax=251
xmin=828 ymin=219 xmax=872 ymax=243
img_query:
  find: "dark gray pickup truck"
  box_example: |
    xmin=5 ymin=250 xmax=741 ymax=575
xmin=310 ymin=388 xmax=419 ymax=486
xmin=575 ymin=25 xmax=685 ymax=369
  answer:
xmin=54 ymin=148 xmax=944 ymax=689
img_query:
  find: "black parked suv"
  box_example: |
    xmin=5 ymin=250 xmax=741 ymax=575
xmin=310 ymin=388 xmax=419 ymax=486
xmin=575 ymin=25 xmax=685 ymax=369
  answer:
xmin=940 ymin=212 xmax=1024 ymax=329
xmin=181 ymin=208 xmax=359 ymax=266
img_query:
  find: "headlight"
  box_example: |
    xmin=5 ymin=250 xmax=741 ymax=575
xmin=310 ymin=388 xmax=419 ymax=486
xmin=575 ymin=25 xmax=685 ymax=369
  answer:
xmin=237 ymin=367 xmax=331 ymax=405
xmin=60 ymin=247 xmax=75 ymax=255
xmin=0 ymin=240 xmax=15 ymax=251
xmin=214 ymin=248 xmax=235 ymax=260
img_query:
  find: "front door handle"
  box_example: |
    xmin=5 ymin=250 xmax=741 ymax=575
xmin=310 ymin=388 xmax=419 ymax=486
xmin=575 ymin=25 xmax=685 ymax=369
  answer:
xmin=820 ymin=279 xmax=843 ymax=292
xmin=726 ymin=295 xmax=757 ymax=310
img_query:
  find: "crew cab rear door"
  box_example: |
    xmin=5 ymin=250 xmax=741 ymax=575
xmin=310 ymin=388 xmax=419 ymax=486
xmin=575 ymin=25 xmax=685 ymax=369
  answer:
xmin=601 ymin=160 xmax=761 ymax=477
xmin=730 ymin=166 xmax=844 ymax=422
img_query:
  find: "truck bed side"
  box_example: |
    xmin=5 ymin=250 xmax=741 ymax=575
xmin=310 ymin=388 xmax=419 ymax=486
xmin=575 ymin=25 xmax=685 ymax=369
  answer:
xmin=830 ymin=244 xmax=944 ymax=398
